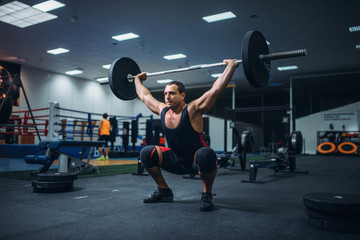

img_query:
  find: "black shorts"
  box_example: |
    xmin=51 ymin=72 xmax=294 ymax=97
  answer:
xmin=159 ymin=146 xmax=198 ymax=175
xmin=140 ymin=145 xmax=217 ymax=175
xmin=98 ymin=135 xmax=110 ymax=147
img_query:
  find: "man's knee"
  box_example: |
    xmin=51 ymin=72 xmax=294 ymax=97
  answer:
xmin=195 ymin=147 xmax=217 ymax=173
xmin=140 ymin=145 xmax=159 ymax=169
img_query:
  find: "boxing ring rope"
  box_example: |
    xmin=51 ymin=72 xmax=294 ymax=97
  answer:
xmin=1 ymin=101 xmax=154 ymax=148
xmin=0 ymin=107 xmax=49 ymax=143
xmin=48 ymin=102 xmax=154 ymax=149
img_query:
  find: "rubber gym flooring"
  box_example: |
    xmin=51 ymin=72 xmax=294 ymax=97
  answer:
xmin=0 ymin=154 xmax=359 ymax=240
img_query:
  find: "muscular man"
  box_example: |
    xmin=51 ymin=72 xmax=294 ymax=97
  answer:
xmin=97 ymin=113 xmax=110 ymax=160
xmin=135 ymin=59 xmax=239 ymax=211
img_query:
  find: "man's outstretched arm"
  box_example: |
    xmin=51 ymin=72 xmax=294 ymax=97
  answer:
xmin=190 ymin=59 xmax=239 ymax=114
xmin=135 ymin=72 xmax=165 ymax=115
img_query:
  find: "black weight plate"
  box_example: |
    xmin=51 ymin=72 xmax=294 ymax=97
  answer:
xmin=32 ymin=180 xmax=73 ymax=193
xmin=307 ymin=216 xmax=360 ymax=234
xmin=305 ymin=206 xmax=360 ymax=223
xmin=303 ymin=193 xmax=360 ymax=213
xmin=241 ymin=30 xmax=270 ymax=88
xmin=0 ymin=98 xmax=12 ymax=124
xmin=37 ymin=172 xmax=78 ymax=181
xmin=108 ymin=57 xmax=141 ymax=100
xmin=290 ymin=131 xmax=303 ymax=154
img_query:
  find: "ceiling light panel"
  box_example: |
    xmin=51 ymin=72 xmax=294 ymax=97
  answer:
xmin=211 ymin=73 xmax=222 ymax=78
xmin=96 ymin=77 xmax=108 ymax=82
xmin=33 ymin=0 xmax=65 ymax=12
xmin=277 ymin=66 xmax=299 ymax=71
xmin=112 ymin=33 xmax=139 ymax=41
xmin=0 ymin=1 xmax=58 ymax=28
xmin=203 ymin=11 xmax=236 ymax=23
xmin=0 ymin=0 xmax=26 ymax=14
xmin=66 ymin=70 xmax=83 ymax=75
xmin=47 ymin=48 xmax=69 ymax=55
xmin=163 ymin=54 xmax=187 ymax=60
xmin=28 ymin=11 xmax=57 ymax=22
xmin=157 ymin=79 xmax=173 ymax=84
xmin=349 ymin=26 xmax=360 ymax=32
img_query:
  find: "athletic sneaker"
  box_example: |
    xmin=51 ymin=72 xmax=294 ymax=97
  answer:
xmin=96 ymin=156 xmax=105 ymax=160
xmin=105 ymin=156 xmax=109 ymax=160
xmin=143 ymin=187 xmax=174 ymax=203
xmin=200 ymin=192 xmax=214 ymax=211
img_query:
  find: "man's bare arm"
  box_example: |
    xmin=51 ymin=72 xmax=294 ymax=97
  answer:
xmin=189 ymin=59 xmax=239 ymax=114
xmin=135 ymin=72 xmax=165 ymax=115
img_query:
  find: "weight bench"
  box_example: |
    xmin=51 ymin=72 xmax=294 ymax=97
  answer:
xmin=241 ymin=131 xmax=308 ymax=183
xmin=241 ymin=158 xmax=283 ymax=184
xmin=241 ymin=152 xmax=308 ymax=184
xmin=25 ymin=140 xmax=105 ymax=174
xmin=25 ymin=155 xmax=52 ymax=165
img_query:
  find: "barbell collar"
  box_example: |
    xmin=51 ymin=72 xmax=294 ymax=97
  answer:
xmin=259 ymin=49 xmax=307 ymax=61
xmin=127 ymin=74 xmax=134 ymax=82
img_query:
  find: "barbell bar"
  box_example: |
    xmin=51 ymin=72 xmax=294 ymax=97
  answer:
xmin=126 ymin=60 xmax=243 ymax=82
xmin=127 ymin=48 xmax=307 ymax=81
xmin=105 ymin=30 xmax=307 ymax=100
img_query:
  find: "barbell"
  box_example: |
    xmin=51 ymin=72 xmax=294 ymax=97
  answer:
xmin=106 ymin=30 xmax=307 ymax=100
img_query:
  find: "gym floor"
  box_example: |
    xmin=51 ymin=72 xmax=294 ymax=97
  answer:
xmin=0 ymin=154 xmax=359 ymax=240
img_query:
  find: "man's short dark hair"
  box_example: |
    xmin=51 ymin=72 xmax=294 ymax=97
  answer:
xmin=166 ymin=81 xmax=185 ymax=94
xmin=103 ymin=113 xmax=108 ymax=119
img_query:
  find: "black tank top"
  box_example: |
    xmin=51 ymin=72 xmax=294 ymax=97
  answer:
xmin=161 ymin=106 xmax=208 ymax=158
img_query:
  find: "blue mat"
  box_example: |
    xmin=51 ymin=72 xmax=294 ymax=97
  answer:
xmin=0 ymin=158 xmax=57 ymax=172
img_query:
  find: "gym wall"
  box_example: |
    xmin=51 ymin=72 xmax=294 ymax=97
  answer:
xmin=206 ymin=115 xmax=233 ymax=152
xmin=18 ymin=65 xmax=135 ymax=116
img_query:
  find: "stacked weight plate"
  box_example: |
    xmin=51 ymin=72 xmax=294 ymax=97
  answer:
xmin=32 ymin=172 xmax=78 ymax=193
xmin=303 ymin=193 xmax=360 ymax=234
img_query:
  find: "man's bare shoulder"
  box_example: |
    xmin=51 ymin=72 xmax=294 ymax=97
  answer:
xmin=187 ymin=101 xmax=203 ymax=117
xmin=158 ymin=104 xmax=167 ymax=114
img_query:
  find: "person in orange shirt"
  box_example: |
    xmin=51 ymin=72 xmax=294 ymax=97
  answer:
xmin=97 ymin=113 xmax=110 ymax=160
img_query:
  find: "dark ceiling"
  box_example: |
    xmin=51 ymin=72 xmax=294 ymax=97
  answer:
xmin=1 ymin=0 xmax=360 ymax=100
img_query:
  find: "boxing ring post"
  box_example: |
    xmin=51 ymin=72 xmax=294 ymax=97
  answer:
xmin=48 ymin=101 xmax=60 ymax=141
